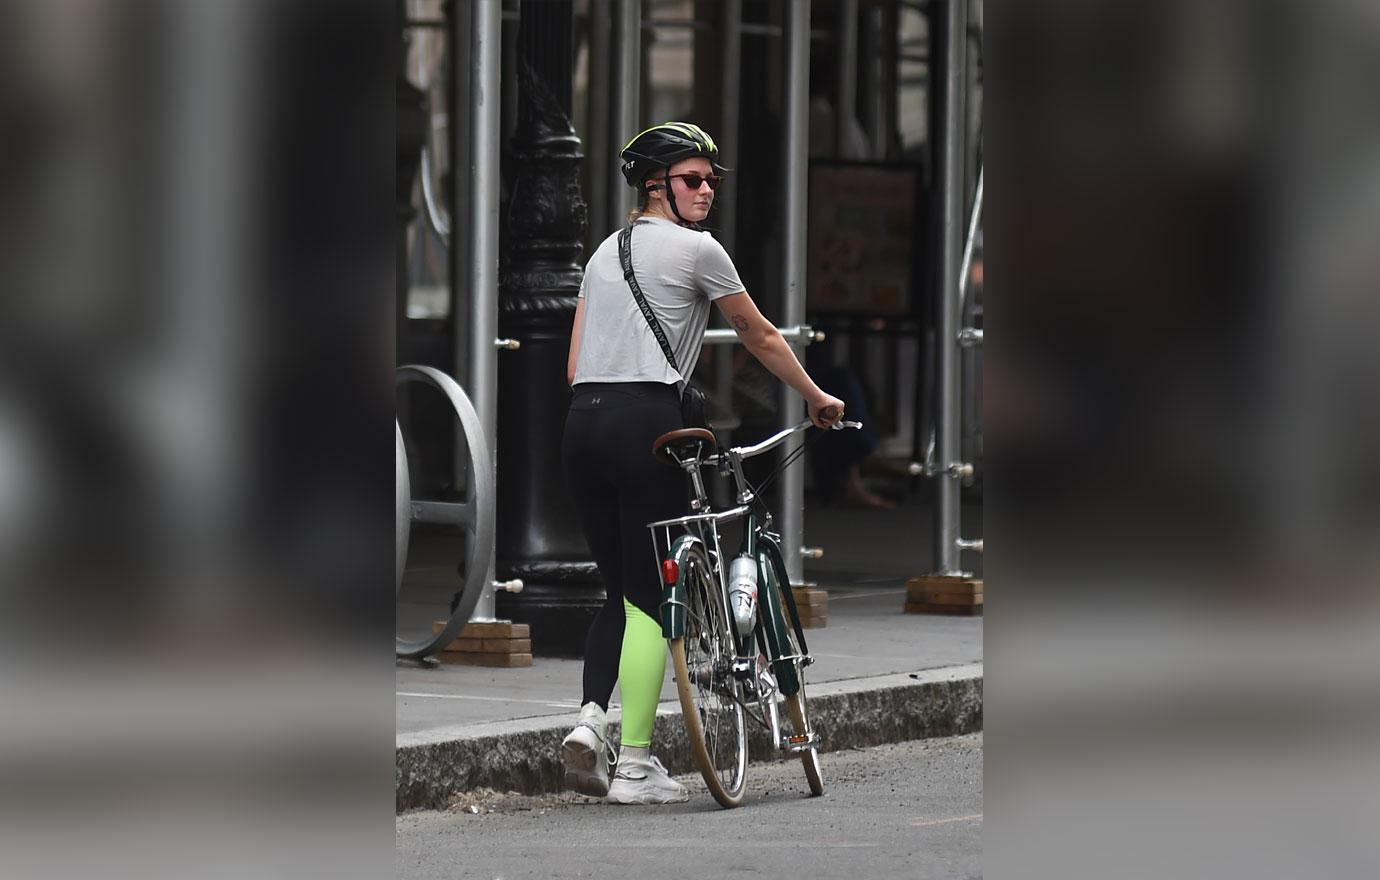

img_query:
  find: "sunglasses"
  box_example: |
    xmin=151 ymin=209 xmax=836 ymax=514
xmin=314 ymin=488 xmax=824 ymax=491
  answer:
xmin=666 ymin=172 xmax=724 ymax=192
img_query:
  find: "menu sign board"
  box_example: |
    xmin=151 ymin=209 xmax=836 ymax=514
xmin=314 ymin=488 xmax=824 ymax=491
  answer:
xmin=806 ymin=163 xmax=922 ymax=316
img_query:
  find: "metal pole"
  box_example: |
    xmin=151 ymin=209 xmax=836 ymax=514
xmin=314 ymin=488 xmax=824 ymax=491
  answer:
xmin=779 ymin=0 xmax=810 ymax=587
xmin=467 ymin=0 xmax=502 ymax=619
xmin=718 ymin=0 xmax=742 ymax=253
xmin=864 ymin=5 xmax=885 ymax=158
xmin=959 ymin=168 xmax=983 ymax=311
xmin=450 ymin=0 xmax=473 ymax=392
xmin=587 ymin=0 xmax=612 ymax=243
xmin=959 ymin=166 xmax=983 ymax=499
xmin=610 ymin=0 xmax=642 ymax=227
xmin=934 ymin=0 xmax=968 ymax=576
xmin=834 ymin=0 xmax=859 ymax=157
xmin=712 ymin=0 xmax=743 ymax=491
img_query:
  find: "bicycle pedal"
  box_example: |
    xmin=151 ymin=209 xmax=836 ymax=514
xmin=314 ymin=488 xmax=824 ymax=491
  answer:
xmin=781 ymin=732 xmax=820 ymax=753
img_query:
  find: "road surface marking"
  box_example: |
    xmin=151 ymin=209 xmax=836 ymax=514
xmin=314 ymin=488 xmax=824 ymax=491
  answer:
xmin=397 ymin=692 xmax=581 ymax=709
xmin=825 ymin=589 xmax=907 ymax=601
xmin=911 ymin=813 xmax=983 ymax=827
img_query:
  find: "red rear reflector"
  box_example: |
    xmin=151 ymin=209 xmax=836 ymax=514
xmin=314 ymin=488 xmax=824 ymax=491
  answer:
xmin=661 ymin=559 xmax=680 ymax=584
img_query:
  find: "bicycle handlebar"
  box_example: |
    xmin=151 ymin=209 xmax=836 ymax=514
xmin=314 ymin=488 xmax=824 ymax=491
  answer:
xmin=713 ymin=418 xmax=863 ymax=463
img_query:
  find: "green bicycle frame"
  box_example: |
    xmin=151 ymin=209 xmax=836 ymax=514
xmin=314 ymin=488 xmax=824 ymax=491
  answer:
xmin=746 ymin=512 xmax=803 ymax=697
xmin=657 ymin=511 xmax=807 ymax=697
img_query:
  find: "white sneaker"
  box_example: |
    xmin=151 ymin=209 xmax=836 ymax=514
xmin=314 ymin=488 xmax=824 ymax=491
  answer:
xmin=606 ymin=752 xmax=689 ymax=805
xmin=561 ymin=702 xmax=615 ymax=797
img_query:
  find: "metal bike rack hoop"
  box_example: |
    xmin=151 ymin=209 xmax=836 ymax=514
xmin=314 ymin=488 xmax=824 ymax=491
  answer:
xmin=396 ymin=420 xmax=411 ymax=596
xmin=395 ymin=365 xmax=496 ymax=659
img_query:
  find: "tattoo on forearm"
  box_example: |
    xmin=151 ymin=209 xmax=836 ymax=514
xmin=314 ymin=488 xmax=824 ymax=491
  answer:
xmin=731 ymin=314 xmax=749 ymax=333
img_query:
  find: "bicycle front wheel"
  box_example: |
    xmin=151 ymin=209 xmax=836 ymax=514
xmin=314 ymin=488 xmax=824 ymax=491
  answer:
xmin=760 ymin=540 xmax=824 ymax=796
xmin=669 ymin=543 xmax=747 ymax=808
xmin=785 ymin=689 xmax=824 ymax=796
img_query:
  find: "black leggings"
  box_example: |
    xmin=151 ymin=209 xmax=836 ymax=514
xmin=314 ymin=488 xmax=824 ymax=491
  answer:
xmin=562 ymin=382 xmax=688 ymax=711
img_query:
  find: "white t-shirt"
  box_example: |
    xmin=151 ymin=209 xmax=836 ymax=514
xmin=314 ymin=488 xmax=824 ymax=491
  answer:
xmin=573 ymin=216 xmax=745 ymax=389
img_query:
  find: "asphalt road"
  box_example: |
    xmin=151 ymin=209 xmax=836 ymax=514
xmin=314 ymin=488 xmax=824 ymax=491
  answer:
xmin=396 ymin=733 xmax=982 ymax=880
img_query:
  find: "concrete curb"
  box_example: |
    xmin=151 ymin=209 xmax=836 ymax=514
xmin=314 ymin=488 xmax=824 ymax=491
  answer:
xmin=396 ymin=663 xmax=982 ymax=812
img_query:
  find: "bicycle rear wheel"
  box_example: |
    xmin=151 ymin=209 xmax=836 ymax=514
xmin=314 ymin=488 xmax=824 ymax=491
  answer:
xmin=669 ymin=543 xmax=747 ymax=808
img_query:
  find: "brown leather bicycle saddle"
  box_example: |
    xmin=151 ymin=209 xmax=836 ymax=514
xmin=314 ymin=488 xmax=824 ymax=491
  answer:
xmin=652 ymin=428 xmax=718 ymax=467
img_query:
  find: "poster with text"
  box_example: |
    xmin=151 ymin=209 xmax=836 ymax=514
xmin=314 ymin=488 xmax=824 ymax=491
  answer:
xmin=806 ymin=163 xmax=921 ymax=316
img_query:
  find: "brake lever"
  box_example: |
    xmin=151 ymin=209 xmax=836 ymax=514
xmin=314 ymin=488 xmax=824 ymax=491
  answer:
xmin=830 ymin=420 xmax=863 ymax=431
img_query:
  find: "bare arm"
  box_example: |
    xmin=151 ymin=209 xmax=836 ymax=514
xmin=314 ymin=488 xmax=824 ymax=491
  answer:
xmin=567 ymin=297 xmax=586 ymax=386
xmin=714 ymin=292 xmax=844 ymax=428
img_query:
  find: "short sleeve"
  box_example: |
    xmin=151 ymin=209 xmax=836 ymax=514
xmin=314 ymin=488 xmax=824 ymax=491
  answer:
xmin=694 ymin=234 xmax=746 ymax=301
xmin=577 ymin=269 xmax=587 ymax=299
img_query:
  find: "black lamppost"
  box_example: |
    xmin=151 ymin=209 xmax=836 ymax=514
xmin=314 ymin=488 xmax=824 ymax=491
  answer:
xmin=494 ymin=0 xmax=601 ymax=655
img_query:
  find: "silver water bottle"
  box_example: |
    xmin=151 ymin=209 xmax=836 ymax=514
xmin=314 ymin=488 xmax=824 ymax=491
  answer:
xmin=727 ymin=555 xmax=759 ymax=636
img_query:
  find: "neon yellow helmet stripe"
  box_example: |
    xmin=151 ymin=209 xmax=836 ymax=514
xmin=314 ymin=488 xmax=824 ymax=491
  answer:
xmin=620 ymin=121 xmax=717 ymax=155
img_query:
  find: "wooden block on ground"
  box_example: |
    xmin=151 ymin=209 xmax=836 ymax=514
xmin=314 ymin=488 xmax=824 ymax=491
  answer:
xmin=431 ymin=620 xmax=530 ymax=639
xmin=436 ymin=651 xmax=534 ymax=668
xmin=914 ymin=591 xmax=983 ymax=606
xmin=481 ymin=638 xmax=531 ymax=653
xmin=462 ymin=622 xmax=529 ymax=639
xmin=439 ymin=637 xmax=534 ymax=653
xmin=796 ymin=607 xmax=827 ymax=624
xmin=907 ymin=576 xmax=981 ymax=594
xmin=443 ymin=637 xmax=483 ymax=652
xmin=907 ymin=578 xmax=982 ymax=604
xmin=799 ymin=617 xmax=827 ymax=629
xmin=904 ymin=601 xmax=983 ymax=616
xmin=791 ymin=587 xmax=828 ymax=608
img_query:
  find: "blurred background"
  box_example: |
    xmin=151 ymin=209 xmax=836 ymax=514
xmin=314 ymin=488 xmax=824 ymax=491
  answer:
xmin=0 ymin=1 xmax=394 ymax=877
xmin=986 ymin=1 xmax=1380 ymax=878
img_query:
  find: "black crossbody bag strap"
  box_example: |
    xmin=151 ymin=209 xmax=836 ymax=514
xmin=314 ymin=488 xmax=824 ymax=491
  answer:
xmin=618 ymin=224 xmax=682 ymax=376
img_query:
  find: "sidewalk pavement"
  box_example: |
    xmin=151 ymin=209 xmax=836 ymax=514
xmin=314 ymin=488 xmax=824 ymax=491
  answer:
xmin=396 ymin=498 xmax=984 ymax=811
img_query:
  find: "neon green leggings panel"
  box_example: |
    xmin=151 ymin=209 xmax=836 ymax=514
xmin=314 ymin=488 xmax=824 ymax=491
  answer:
xmin=617 ymin=598 xmax=666 ymax=748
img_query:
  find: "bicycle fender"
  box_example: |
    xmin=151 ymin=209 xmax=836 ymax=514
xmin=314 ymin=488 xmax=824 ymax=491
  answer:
xmin=659 ymin=534 xmax=702 ymax=640
xmin=755 ymin=543 xmax=801 ymax=697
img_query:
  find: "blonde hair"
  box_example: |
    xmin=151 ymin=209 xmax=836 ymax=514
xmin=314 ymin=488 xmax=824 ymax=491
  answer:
xmin=626 ymin=168 xmax=665 ymax=224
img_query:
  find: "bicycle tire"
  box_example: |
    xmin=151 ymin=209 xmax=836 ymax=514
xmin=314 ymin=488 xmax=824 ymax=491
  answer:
xmin=784 ymin=690 xmax=824 ymax=796
xmin=669 ymin=543 xmax=747 ymax=808
xmin=758 ymin=540 xmax=824 ymax=796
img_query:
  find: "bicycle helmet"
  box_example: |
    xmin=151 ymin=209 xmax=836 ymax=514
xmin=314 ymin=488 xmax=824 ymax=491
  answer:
xmin=620 ymin=122 xmax=728 ymax=226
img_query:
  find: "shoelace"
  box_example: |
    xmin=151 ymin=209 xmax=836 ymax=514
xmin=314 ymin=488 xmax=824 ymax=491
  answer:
xmin=576 ymin=719 xmax=618 ymax=767
xmin=616 ymin=755 xmax=671 ymax=780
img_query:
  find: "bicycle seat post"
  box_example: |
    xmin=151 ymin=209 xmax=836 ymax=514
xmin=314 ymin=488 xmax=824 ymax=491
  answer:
xmin=680 ymin=455 xmax=711 ymax=511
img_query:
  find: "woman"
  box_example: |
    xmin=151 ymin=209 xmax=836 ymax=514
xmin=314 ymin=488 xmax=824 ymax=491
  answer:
xmin=560 ymin=122 xmax=845 ymax=805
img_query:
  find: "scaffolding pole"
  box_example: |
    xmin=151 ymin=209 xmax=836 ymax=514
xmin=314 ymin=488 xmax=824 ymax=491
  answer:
xmin=933 ymin=0 xmax=968 ymax=577
xmin=465 ymin=0 xmax=502 ymax=618
xmin=778 ymin=0 xmax=811 ymax=586
xmin=610 ymin=0 xmax=642 ymax=227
